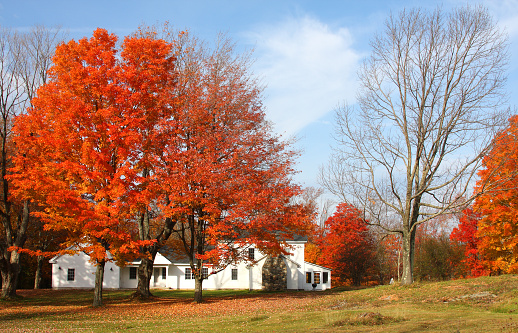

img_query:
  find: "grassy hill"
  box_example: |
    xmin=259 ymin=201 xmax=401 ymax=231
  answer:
xmin=2 ymin=274 xmax=518 ymax=332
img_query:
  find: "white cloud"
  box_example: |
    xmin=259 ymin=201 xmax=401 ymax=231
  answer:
xmin=247 ymin=15 xmax=361 ymax=137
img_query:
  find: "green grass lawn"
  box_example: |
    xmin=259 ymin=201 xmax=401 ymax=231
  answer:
xmin=2 ymin=275 xmax=518 ymax=332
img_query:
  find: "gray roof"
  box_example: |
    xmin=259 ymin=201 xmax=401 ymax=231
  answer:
xmin=159 ymin=245 xmax=190 ymax=264
xmin=288 ymin=235 xmax=308 ymax=242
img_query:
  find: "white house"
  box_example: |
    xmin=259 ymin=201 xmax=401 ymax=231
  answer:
xmin=49 ymin=237 xmax=331 ymax=291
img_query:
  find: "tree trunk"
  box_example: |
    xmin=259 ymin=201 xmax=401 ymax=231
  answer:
xmin=135 ymin=257 xmax=154 ymax=298
xmin=397 ymin=249 xmax=401 ymax=282
xmin=34 ymin=255 xmax=44 ymax=289
xmin=194 ymin=275 xmax=204 ymax=303
xmin=401 ymin=229 xmax=416 ymax=285
xmin=93 ymin=261 xmax=105 ymax=307
xmin=0 ymin=201 xmax=29 ymax=299
xmin=1 ymin=250 xmax=21 ymax=299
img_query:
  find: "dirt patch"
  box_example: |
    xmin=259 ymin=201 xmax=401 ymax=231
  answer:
xmin=328 ymin=300 xmax=367 ymax=310
xmin=441 ymin=291 xmax=497 ymax=303
xmin=379 ymin=294 xmax=399 ymax=301
xmin=330 ymin=312 xmax=404 ymax=327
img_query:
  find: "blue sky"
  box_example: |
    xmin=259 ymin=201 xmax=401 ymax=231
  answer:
xmin=2 ymin=0 xmax=517 ymax=193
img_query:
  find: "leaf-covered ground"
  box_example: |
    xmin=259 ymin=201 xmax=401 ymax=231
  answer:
xmin=1 ymin=289 xmax=330 ymax=332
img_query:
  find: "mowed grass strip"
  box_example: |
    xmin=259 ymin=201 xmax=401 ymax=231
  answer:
xmin=1 ymin=275 xmax=518 ymax=332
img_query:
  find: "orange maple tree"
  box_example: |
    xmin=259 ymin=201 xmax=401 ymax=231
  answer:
xmin=474 ymin=115 xmax=518 ymax=274
xmin=149 ymin=31 xmax=312 ymax=303
xmin=10 ymin=28 xmax=174 ymax=306
xmin=314 ymin=203 xmax=376 ymax=286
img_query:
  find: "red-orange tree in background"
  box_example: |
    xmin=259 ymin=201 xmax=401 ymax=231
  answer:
xmin=312 ymin=203 xmax=376 ymax=286
xmin=450 ymin=207 xmax=490 ymax=277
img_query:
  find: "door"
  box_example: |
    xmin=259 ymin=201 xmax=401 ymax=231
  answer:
xmin=153 ymin=268 xmax=159 ymax=286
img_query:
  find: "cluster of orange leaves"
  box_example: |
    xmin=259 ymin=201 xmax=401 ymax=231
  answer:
xmin=306 ymin=203 xmax=376 ymax=286
xmin=449 ymin=208 xmax=491 ymax=277
xmin=473 ymin=115 xmax=518 ymax=274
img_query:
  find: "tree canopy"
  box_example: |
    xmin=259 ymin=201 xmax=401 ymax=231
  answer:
xmin=475 ymin=116 xmax=518 ymax=274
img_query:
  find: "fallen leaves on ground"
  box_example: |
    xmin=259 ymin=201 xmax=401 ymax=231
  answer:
xmin=1 ymin=289 xmax=329 ymax=325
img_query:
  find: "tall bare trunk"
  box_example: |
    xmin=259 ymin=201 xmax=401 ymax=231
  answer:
xmin=33 ymin=255 xmax=44 ymax=289
xmin=93 ymin=261 xmax=105 ymax=307
xmin=401 ymin=229 xmax=416 ymax=285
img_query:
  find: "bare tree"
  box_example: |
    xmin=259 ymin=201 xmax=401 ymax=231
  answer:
xmin=320 ymin=6 xmax=509 ymax=285
xmin=297 ymin=187 xmax=335 ymax=229
xmin=0 ymin=25 xmax=64 ymax=298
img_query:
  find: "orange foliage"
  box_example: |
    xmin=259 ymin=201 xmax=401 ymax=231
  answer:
xmin=8 ymin=27 xmax=312 ymax=304
xmin=304 ymin=242 xmax=321 ymax=265
xmin=10 ymin=27 xmax=312 ymax=299
xmin=474 ymin=115 xmax=518 ymax=274
xmin=314 ymin=203 xmax=376 ymax=286
xmin=450 ymin=208 xmax=490 ymax=277
xmin=9 ymin=28 xmax=171 ymax=265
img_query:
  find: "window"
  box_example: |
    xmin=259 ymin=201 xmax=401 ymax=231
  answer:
xmin=323 ymin=272 xmax=329 ymax=284
xmin=162 ymin=267 xmax=166 ymax=279
xmin=67 ymin=268 xmax=75 ymax=281
xmin=314 ymin=272 xmax=321 ymax=284
xmin=306 ymin=272 xmax=312 ymax=284
xmin=185 ymin=267 xmax=208 ymax=279
xmin=248 ymin=248 xmax=255 ymax=260
xmin=231 ymin=268 xmax=238 ymax=281
xmin=129 ymin=267 xmax=137 ymax=280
